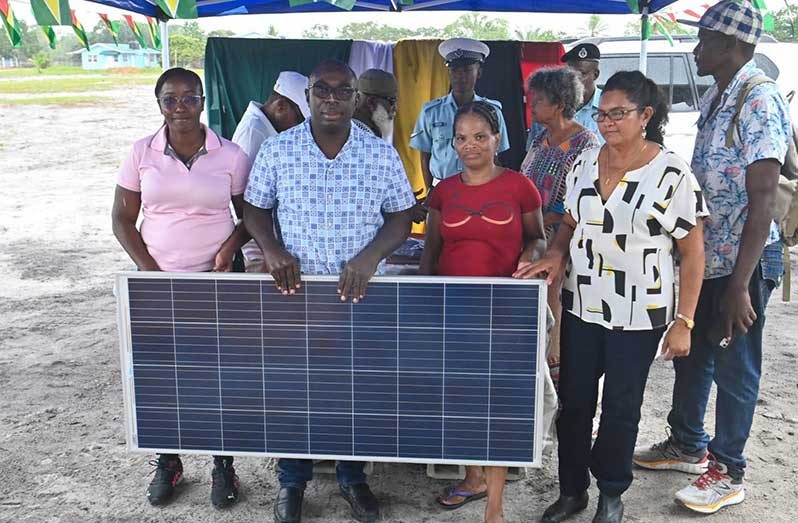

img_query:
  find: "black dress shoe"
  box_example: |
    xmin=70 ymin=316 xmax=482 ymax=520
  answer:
xmin=340 ymin=483 xmax=380 ymax=523
xmin=592 ymin=493 xmax=624 ymax=523
xmin=274 ymin=487 xmax=304 ymax=523
xmin=541 ymin=491 xmax=589 ymax=523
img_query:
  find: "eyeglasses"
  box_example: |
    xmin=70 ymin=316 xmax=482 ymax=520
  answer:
xmin=309 ymin=83 xmax=357 ymax=101
xmin=158 ymin=95 xmax=203 ymax=110
xmin=592 ymin=107 xmax=644 ymax=122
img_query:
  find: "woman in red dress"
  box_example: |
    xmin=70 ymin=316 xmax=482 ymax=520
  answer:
xmin=420 ymin=101 xmax=546 ymax=523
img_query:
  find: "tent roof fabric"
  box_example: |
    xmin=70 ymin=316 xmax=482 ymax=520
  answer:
xmin=85 ymin=0 xmax=678 ymax=18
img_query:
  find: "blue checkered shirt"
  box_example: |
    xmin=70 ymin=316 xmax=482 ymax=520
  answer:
xmin=244 ymin=120 xmax=415 ymax=275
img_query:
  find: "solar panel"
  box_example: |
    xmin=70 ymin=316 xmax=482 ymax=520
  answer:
xmin=116 ymin=273 xmax=546 ymax=467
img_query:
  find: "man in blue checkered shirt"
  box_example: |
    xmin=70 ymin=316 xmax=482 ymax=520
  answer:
xmin=243 ymin=60 xmax=415 ymax=523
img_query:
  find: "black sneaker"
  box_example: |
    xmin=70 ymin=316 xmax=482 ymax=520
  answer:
xmin=146 ymin=455 xmax=183 ymax=506
xmin=211 ymin=457 xmax=239 ymax=509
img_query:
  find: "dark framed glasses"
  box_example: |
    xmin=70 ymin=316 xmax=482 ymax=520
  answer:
xmin=158 ymin=95 xmax=203 ymax=110
xmin=592 ymin=107 xmax=644 ymax=122
xmin=309 ymin=83 xmax=357 ymax=101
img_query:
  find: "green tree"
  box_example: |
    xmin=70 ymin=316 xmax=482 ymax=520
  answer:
xmin=178 ymin=21 xmax=206 ymax=41
xmin=169 ymin=33 xmax=205 ymax=67
xmin=167 ymin=22 xmax=208 ymax=67
xmin=338 ymin=22 xmax=433 ymax=40
xmin=442 ymin=13 xmax=511 ymax=40
xmin=514 ymin=27 xmax=563 ymax=42
xmin=583 ymin=14 xmax=607 ymax=37
xmin=208 ymin=29 xmax=235 ymax=38
xmin=266 ymin=24 xmax=280 ymax=37
xmin=32 ymin=51 xmax=52 ymax=72
xmin=302 ymin=24 xmax=330 ymax=39
xmin=770 ymin=5 xmax=798 ymax=42
xmin=0 ymin=20 xmax=46 ymax=62
xmin=624 ymin=19 xmax=640 ymax=37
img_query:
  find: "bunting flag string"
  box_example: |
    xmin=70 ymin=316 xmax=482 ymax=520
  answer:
xmin=99 ymin=13 xmax=120 ymax=46
xmin=70 ymin=8 xmax=89 ymax=50
xmin=123 ymin=13 xmax=150 ymax=49
xmin=40 ymin=24 xmax=56 ymax=49
xmin=31 ymin=0 xmax=72 ymax=26
xmin=0 ymin=0 xmax=22 ymax=47
xmin=156 ymin=0 xmax=197 ymax=19
xmin=145 ymin=16 xmax=162 ymax=50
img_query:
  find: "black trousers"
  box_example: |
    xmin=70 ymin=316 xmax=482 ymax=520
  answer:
xmin=557 ymin=312 xmax=663 ymax=497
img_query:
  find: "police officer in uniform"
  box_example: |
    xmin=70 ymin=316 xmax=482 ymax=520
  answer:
xmin=410 ymin=37 xmax=510 ymax=192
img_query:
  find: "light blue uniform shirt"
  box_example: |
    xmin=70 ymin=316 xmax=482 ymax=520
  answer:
xmin=244 ymin=120 xmax=416 ymax=275
xmin=527 ymin=87 xmax=603 ymax=150
xmin=410 ymin=93 xmax=510 ymax=181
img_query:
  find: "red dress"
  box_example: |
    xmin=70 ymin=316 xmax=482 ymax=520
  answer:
xmin=428 ymin=169 xmax=542 ymax=277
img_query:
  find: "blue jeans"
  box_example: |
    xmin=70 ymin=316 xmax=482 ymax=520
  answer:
xmin=277 ymin=459 xmax=366 ymax=489
xmin=667 ymin=242 xmax=782 ymax=479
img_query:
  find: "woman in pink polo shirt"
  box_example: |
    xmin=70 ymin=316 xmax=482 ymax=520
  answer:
xmin=112 ymin=68 xmax=251 ymax=509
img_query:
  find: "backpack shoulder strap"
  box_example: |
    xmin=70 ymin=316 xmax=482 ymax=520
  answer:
xmin=724 ymin=76 xmax=775 ymax=148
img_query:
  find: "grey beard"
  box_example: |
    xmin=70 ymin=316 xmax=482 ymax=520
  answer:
xmin=372 ymin=105 xmax=394 ymax=142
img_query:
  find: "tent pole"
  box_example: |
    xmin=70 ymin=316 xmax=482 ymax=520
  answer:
xmin=639 ymin=3 xmax=650 ymax=74
xmin=160 ymin=20 xmax=170 ymax=70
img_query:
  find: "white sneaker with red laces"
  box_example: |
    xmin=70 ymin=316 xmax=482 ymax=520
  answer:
xmin=675 ymin=459 xmax=745 ymax=514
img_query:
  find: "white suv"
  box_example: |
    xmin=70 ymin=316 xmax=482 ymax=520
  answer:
xmin=570 ymin=36 xmax=798 ymax=161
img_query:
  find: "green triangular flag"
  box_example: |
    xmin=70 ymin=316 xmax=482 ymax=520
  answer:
xmin=40 ymin=25 xmax=57 ymax=49
xmin=31 ymin=0 xmax=71 ymax=26
xmin=155 ymin=0 xmax=198 ymax=19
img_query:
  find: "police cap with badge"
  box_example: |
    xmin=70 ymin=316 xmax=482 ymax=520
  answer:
xmin=438 ymin=37 xmax=491 ymax=67
xmin=561 ymin=43 xmax=601 ymax=64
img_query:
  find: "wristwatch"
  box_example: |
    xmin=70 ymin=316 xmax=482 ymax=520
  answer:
xmin=675 ymin=313 xmax=695 ymax=330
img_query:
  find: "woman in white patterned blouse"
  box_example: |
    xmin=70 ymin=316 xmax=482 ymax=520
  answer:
xmin=516 ymin=71 xmax=708 ymax=523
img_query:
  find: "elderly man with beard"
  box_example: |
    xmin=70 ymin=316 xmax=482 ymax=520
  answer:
xmin=353 ymin=68 xmax=398 ymax=142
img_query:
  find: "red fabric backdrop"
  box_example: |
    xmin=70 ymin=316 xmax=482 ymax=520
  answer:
xmin=520 ymin=42 xmax=566 ymax=128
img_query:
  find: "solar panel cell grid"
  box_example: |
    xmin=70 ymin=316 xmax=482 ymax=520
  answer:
xmin=118 ymin=274 xmax=544 ymax=466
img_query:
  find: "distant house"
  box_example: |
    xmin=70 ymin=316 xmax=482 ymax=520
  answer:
xmin=73 ymin=43 xmax=161 ymax=70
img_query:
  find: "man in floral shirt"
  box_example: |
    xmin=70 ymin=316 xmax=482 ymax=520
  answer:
xmin=634 ymin=1 xmax=792 ymax=515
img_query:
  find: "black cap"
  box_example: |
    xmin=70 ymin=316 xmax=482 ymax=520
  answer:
xmin=561 ymin=43 xmax=600 ymax=63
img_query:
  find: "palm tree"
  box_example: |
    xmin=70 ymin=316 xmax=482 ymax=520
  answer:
xmin=583 ymin=15 xmax=607 ymax=37
xmin=514 ymin=28 xmax=562 ymax=42
xmin=443 ymin=13 xmax=511 ymax=40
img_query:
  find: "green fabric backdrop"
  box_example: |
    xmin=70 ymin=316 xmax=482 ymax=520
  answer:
xmin=205 ymin=38 xmax=353 ymax=139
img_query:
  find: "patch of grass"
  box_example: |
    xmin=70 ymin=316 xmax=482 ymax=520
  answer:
xmin=0 ymin=75 xmax=158 ymax=95
xmin=0 ymin=66 xmax=164 ymax=78
xmin=0 ymin=95 xmax=109 ymax=106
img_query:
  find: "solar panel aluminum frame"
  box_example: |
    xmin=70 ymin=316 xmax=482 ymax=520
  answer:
xmin=115 ymin=272 xmax=548 ymax=468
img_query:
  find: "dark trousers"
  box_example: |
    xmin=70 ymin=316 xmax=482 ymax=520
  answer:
xmin=557 ymin=312 xmax=663 ymax=497
xmin=277 ymin=459 xmax=366 ymax=489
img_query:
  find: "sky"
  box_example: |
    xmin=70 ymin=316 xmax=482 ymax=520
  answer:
xmin=6 ymin=0 xmax=777 ymax=39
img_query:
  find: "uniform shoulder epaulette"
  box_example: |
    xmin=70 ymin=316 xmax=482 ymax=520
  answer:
xmin=422 ymin=97 xmax=446 ymax=110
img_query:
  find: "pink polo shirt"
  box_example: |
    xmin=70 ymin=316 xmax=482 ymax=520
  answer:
xmin=117 ymin=125 xmax=251 ymax=272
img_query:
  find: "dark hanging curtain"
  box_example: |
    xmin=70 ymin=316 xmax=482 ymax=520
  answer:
xmin=205 ymin=38 xmax=353 ymax=139
xmin=475 ymin=41 xmax=526 ymax=171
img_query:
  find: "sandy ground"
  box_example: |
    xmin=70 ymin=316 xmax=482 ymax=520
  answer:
xmin=1 ymin=82 xmax=797 ymax=523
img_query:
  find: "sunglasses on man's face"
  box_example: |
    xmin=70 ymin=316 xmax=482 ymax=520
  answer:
xmin=309 ymin=83 xmax=357 ymax=101
xmin=158 ymin=95 xmax=203 ymax=110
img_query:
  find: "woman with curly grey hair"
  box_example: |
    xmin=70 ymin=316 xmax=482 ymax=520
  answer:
xmin=520 ymin=66 xmax=600 ymax=377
